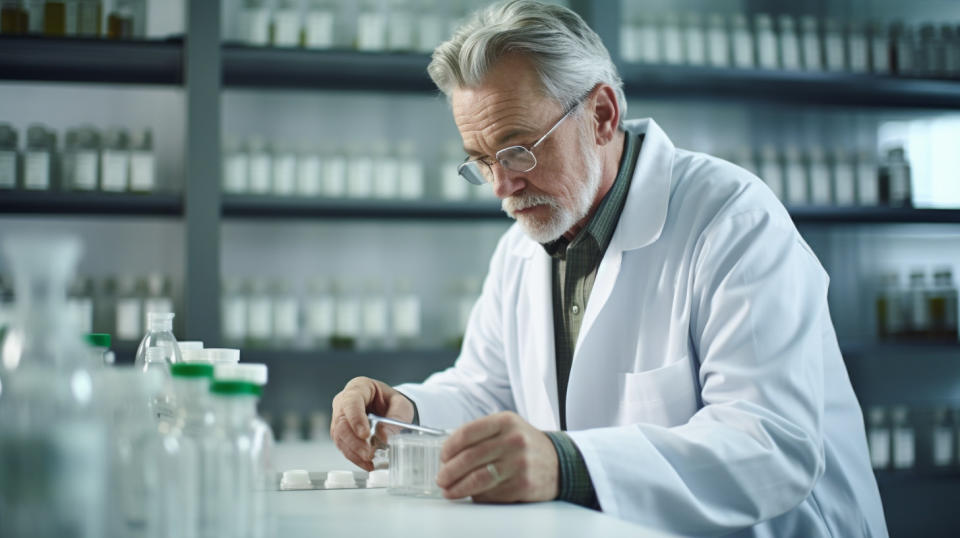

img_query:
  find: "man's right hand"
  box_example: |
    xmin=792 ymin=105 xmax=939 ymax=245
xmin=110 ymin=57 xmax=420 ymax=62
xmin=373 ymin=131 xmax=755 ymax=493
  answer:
xmin=330 ymin=376 xmax=416 ymax=471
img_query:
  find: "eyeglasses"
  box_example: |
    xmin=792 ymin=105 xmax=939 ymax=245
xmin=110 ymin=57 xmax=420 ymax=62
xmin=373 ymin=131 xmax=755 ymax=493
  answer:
xmin=457 ymin=95 xmax=586 ymax=186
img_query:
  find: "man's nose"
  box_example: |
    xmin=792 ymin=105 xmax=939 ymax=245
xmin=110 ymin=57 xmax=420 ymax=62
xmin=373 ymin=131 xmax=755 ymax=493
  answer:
xmin=491 ymin=165 xmax=525 ymax=199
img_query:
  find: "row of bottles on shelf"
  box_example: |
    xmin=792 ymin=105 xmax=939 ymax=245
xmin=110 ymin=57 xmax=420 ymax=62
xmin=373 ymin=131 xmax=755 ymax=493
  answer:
xmin=875 ymin=267 xmax=959 ymax=342
xmin=221 ymin=275 xmax=481 ymax=350
xmin=0 ymin=234 xmax=272 ymax=536
xmin=223 ymin=137 xmax=497 ymax=202
xmin=0 ymin=123 xmax=158 ymax=193
xmin=0 ymin=0 xmax=146 ymax=39
xmin=227 ymin=0 xmax=493 ymax=52
xmin=621 ymin=11 xmax=960 ymax=79
xmin=730 ymin=144 xmax=911 ymax=207
xmin=867 ymin=406 xmax=960 ymax=471
xmin=265 ymin=409 xmax=330 ymax=442
xmin=0 ymin=272 xmax=176 ymax=342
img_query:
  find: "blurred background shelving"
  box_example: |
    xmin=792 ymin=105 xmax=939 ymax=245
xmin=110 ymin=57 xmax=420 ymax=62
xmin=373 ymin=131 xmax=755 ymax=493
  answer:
xmin=1 ymin=1 xmax=960 ymax=535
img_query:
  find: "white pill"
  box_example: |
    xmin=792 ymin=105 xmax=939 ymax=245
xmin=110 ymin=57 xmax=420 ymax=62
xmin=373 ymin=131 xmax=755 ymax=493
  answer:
xmin=280 ymin=469 xmax=312 ymax=490
xmin=325 ymin=470 xmax=358 ymax=489
xmin=366 ymin=469 xmax=389 ymax=488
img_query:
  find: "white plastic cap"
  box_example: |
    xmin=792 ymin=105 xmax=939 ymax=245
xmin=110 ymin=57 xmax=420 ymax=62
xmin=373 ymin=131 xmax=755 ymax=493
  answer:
xmin=146 ymin=312 xmax=174 ymax=331
xmin=214 ymin=362 xmax=267 ymax=385
xmin=205 ymin=348 xmax=241 ymax=364
xmin=178 ymin=341 xmax=204 ymax=352
xmin=180 ymin=348 xmax=207 ymax=363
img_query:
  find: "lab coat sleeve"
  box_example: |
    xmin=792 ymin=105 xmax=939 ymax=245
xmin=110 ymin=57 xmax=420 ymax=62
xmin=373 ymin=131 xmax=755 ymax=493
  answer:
xmin=567 ymin=208 xmax=828 ymax=535
xmin=394 ymin=232 xmax=517 ymax=430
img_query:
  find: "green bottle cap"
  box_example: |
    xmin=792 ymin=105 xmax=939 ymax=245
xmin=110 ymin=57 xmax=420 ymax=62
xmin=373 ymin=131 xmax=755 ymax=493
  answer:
xmin=84 ymin=333 xmax=111 ymax=348
xmin=171 ymin=362 xmax=214 ymax=378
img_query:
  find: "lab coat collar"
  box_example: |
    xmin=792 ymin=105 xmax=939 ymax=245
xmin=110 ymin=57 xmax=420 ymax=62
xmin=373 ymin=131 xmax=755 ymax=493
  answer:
xmin=511 ymin=118 xmax=674 ymax=259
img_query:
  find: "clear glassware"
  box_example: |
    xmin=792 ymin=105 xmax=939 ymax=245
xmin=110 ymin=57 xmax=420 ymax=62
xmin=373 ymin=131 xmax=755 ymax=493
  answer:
xmin=171 ymin=362 xmax=218 ymax=538
xmin=0 ymin=123 xmax=16 ymax=189
xmin=134 ymin=311 xmax=183 ymax=370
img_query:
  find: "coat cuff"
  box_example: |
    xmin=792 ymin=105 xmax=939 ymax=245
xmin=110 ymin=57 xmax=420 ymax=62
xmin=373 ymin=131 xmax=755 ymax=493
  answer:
xmin=545 ymin=431 xmax=601 ymax=510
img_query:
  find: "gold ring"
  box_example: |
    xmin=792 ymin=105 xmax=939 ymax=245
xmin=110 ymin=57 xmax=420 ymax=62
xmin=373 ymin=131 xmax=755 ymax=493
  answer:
xmin=486 ymin=462 xmax=502 ymax=484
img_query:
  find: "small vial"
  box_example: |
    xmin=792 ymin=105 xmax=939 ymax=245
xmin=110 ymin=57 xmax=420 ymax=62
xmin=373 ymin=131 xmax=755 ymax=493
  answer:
xmin=101 ymin=127 xmax=131 ymax=192
xmin=917 ymin=24 xmax=938 ymax=78
xmin=0 ymin=1 xmax=29 ymax=35
xmin=800 ymin=15 xmax=823 ymax=71
xmin=247 ymin=137 xmax=272 ymax=195
xmin=619 ymin=7 xmax=641 ymax=63
xmin=637 ymin=12 xmax=661 ymax=64
xmin=26 ymin=0 xmax=42 ymax=34
xmin=69 ymin=276 xmax=95 ymax=335
xmin=0 ymin=123 xmax=16 ymax=189
xmin=221 ymin=277 xmax=248 ymax=346
xmin=808 ymin=147 xmax=833 ymax=206
xmin=396 ymin=140 xmax=424 ymax=200
xmin=322 ymin=145 xmax=347 ymax=198
xmin=754 ymin=14 xmax=778 ymax=70
xmin=823 ymin=18 xmax=846 ymax=72
xmin=346 ymin=145 xmax=374 ymax=199
xmin=65 ymin=127 xmax=100 ymax=191
xmin=273 ymin=0 xmax=301 ymax=48
xmin=272 ymin=279 xmax=299 ymax=346
xmin=876 ymin=273 xmax=904 ymax=340
xmin=682 ymin=12 xmax=705 ymax=65
xmin=372 ymin=140 xmax=399 ymax=200
xmin=878 ymin=146 xmax=911 ymax=207
xmin=114 ymin=275 xmax=143 ymax=341
xmin=305 ymin=277 xmax=335 ymax=349
xmin=778 ymin=15 xmax=801 ymax=70
xmin=441 ymin=141 xmax=469 ymax=201
xmin=907 ymin=270 xmax=930 ymax=338
xmin=891 ymin=22 xmax=914 ymax=76
xmin=868 ymin=21 xmax=891 ymax=75
xmin=929 ymin=268 xmax=958 ymax=341
xmin=295 ymin=144 xmax=322 ymax=197
xmin=76 ymin=0 xmax=99 ymax=37
xmin=23 ymin=124 xmax=54 ymax=191
xmin=783 ymin=145 xmax=808 ymax=206
xmin=730 ymin=14 xmax=754 ymax=69
xmin=271 ymin=141 xmax=297 ymax=197
xmin=832 ymin=150 xmax=856 ymax=206
xmin=891 ymin=406 xmax=915 ymax=470
xmin=106 ymin=0 xmax=133 ymax=39
xmin=856 ymin=151 xmax=879 ymax=206
xmin=223 ymin=136 xmax=249 ymax=194
xmin=361 ymin=279 xmax=388 ymax=350
xmin=415 ymin=0 xmax=444 ymax=54
xmin=387 ymin=0 xmax=414 ymax=52
xmin=43 ymin=0 xmax=67 ymax=36
xmin=705 ymin=13 xmax=729 ymax=67
xmin=241 ymin=0 xmax=270 ymax=46
xmin=867 ymin=407 xmax=890 ymax=469
xmin=332 ymin=279 xmax=360 ymax=350
xmin=757 ymin=145 xmax=785 ymax=201
xmin=247 ymin=278 xmax=274 ymax=347
xmin=932 ymin=408 xmax=955 ymax=468
xmin=143 ymin=273 xmax=174 ymax=328
xmin=129 ymin=128 xmax=155 ymax=193
xmin=661 ymin=12 xmax=683 ymax=65
xmin=356 ymin=0 xmax=386 ymax=51
xmin=848 ymin=22 xmax=869 ymax=73
xmin=305 ymin=0 xmax=336 ymax=49
xmin=392 ymin=278 xmax=420 ymax=349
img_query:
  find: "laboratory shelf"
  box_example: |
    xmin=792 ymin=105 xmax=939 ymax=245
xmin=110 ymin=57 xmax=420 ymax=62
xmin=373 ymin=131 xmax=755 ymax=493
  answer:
xmin=221 ymin=195 xmax=505 ymax=220
xmin=222 ymin=45 xmax=435 ymax=92
xmin=0 ymin=35 xmax=184 ymax=86
xmin=842 ymin=342 xmax=960 ymax=408
xmin=239 ymin=348 xmax=458 ymax=364
xmin=0 ymin=190 xmax=183 ymax=216
xmin=619 ymin=63 xmax=960 ymax=109
xmin=788 ymin=206 xmax=960 ymax=224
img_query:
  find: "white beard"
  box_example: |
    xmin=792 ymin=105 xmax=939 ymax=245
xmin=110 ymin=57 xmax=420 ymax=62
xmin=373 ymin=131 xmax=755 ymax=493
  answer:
xmin=502 ymin=137 xmax=603 ymax=244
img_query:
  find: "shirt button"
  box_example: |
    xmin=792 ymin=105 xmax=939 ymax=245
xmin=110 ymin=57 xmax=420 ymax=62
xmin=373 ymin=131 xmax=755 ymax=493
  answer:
xmin=571 ymin=304 xmax=581 ymax=315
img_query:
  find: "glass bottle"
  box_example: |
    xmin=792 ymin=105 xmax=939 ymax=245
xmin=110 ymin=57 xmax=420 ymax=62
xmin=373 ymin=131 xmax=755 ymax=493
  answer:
xmin=0 ymin=123 xmax=18 ymax=189
xmin=823 ymin=18 xmax=846 ymax=72
xmin=106 ymin=0 xmax=133 ymax=39
xmin=661 ymin=12 xmax=683 ymax=65
xmin=322 ymin=143 xmax=347 ymax=198
xmin=808 ymin=147 xmax=833 ymax=206
xmin=332 ymin=278 xmax=360 ymax=350
xmin=170 ymin=362 xmax=218 ymax=538
xmin=115 ymin=275 xmax=143 ymax=342
xmin=891 ymin=406 xmax=915 ymax=470
xmin=682 ymin=12 xmax=705 ymax=66
xmin=387 ymin=0 xmax=414 ymax=52
xmin=931 ymin=407 xmax=955 ymax=468
xmin=95 ymin=276 xmax=117 ymax=338
xmin=129 ymin=128 xmax=155 ymax=193
xmin=832 ymin=150 xmax=856 ymax=206
xmin=144 ymin=273 xmax=174 ymax=328
xmin=65 ymin=126 xmax=100 ymax=191
xmin=373 ymin=140 xmax=399 ymax=200
xmin=392 ymin=277 xmax=420 ymax=350
xmin=271 ymin=140 xmax=297 ymax=197
xmin=247 ymin=278 xmax=273 ymax=348
xmin=305 ymin=0 xmax=336 ymax=49
xmin=305 ymin=276 xmax=335 ymax=349
xmin=295 ymin=142 xmax=322 ymax=197
xmin=25 ymin=0 xmax=41 ymax=33
xmin=867 ymin=407 xmax=890 ymax=469
xmin=619 ymin=3 xmax=641 ymax=63
xmin=928 ymin=268 xmax=959 ymax=341
xmin=76 ymin=0 xmax=99 ymax=37
xmin=757 ymin=145 xmax=784 ymax=201
xmin=800 ymin=15 xmax=822 ymax=71
xmin=134 ymin=311 xmax=183 ymax=370
xmin=272 ymin=279 xmax=299 ymax=347
xmin=43 ymin=0 xmax=67 ymax=36
xmin=356 ymin=0 xmax=386 ymax=51
xmin=222 ymin=277 xmax=249 ymax=347
xmin=247 ymin=136 xmax=272 ymax=195
xmin=705 ymin=13 xmax=729 ymax=68
xmin=891 ymin=22 xmax=914 ymax=76
xmin=856 ymin=151 xmax=879 ymax=206
xmin=441 ymin=140 xmax=469 ymax=201
xmin=397 ymin=139 xmax=424 ymax=200
xmin=906 ymin=269 xmax=930 ymax=340
xmin=241 ymin=0 xmax=271 ymax=46
xmin=730 ymin=13 xmax=754 ymax=69
xmin=361 ymin=278 xmax=388 ymax=350
xmin=848 ymin=21 xmax=869 ymax=73
xmin=101 ymin=127 xmax=131 ymax=193
xmin=876 ymin=272 xmax=904 ymax=340
xmin=637 ymin=12 xmax=660 ymax=64
xmin=754 ymin=13 xmax=777 ymax=70
xmin=68 ymin=275 xmax=95 ymax=335
xmin=346 ymin=143 xmax=374 ymax=199
xmin=273 ymin=0 xmax=301 ymax=48
xmin=415 ymin=0 xmax=444 ymax=54
xmin=0 ymin=234 xmax=108 ymax=538
xmin=879 ymin=146 xmax=911 ymax=207
xmin=0 ymin=0 xmax=29 ymax=35
xmin=223 ymin=136 xmax=249 ymax=194
xmin=778 ymin=15 xmax=801 ymax=70
xmin=783 ymin=145 xmax=808 ymax=206
xmin=212 ymin=362 xmax=274 ymax=495
xmin=23 ymin=123 xmax=54 ymax=191
xmin=868 ymin=20 xmax=890 ymax=75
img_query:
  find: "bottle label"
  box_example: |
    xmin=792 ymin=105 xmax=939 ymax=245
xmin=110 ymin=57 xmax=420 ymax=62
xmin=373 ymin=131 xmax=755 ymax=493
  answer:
xmin=398 ymin=161 xmax=423 ymax=199
xmin=810 ymin=166 xmax=832 ymax=205
xmin=933 ymin=427 xmax=953 ymax=466
xmin=356 ymin=12 xmax=387 ymax=51
xmin=296 ymin=156 xmax=322 ymax=196
xmin=834 ymin=165 xmax=856 ymax=205
xmin=306 ymin=11 xmax=335 ymax=48
xmin=102 ymin=150 xmax=130 ymax=192
xmin=857 ymin=163 xmax=878 ymax=205
xmin=362 ymin=299 xmax=387 ymax=338
xmin=868 ymin=430 xmax=890 ymax=468
xmin=274 ymin=299 xmax=299 ymax=339
xmin=707 ymin=29 xmax=729 ymax=67
xmin=274 ymin=11 xmax=300 ymax=47
xmin=223 ymin=297 xmax=248 ymax=340
xmin=225 ymin=154 xmax=249 ymax=193
xmin=307 ymin=297 xmax=335 ymax=338
xmin=336 ymin=300 xmax=360 ymax=337
xmin=24 ymin=151 xmax=50 ymax=189
xmin=272 ymin=155 xmax=297 ymax=196
xmin=393 ymin=297 xmax=421 ymax=338
xmin=249 ymin=154 xmax=271 ymax=194
xmin=785 ymin=164 xmax=809 ymax=205
xmin=248 ymin=298 xmax=273 ymax=339
xmin=387 ymin=12 xmax=414 ymax=51
xmin=347 ymin=157 xmax=374 ymax=198
xmin=116 ymin=298 xmax=142 ymax=340
xmin=417 ymin=16 xmax=443 ymax=53
xmin=74 ymin=151 xmax=99 ymax=190
xmin=373 ymin=159 xmax=398 ymax=199
xmin=0 ymin=151 xmax=15 ymax=188
xmin=130 ymin=152 xmax=156 ymax=192
xmin=242 ymin=8 xmax=271 ymax=46
xmin=892 ymin=429 xmax=915 ymax=469
xmin=324 ymin=159 xmax=347 ymax=197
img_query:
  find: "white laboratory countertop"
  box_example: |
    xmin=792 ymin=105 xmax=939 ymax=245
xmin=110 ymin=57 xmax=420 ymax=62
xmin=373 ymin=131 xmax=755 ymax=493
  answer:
xmin=273 ymin=441 xmax=674 ymax=537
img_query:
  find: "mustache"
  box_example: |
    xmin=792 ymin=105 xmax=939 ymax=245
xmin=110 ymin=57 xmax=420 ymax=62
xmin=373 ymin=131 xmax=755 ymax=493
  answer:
xmin=502 ymin=192 xmax=559 ymax=216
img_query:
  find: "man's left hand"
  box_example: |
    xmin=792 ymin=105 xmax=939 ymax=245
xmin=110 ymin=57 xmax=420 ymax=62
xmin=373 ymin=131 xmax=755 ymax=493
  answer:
xmin=436 ymin=411 xmax=559 ymax=503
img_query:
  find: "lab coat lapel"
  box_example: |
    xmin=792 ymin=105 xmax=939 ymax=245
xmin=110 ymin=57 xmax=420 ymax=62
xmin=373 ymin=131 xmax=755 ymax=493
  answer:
xmin=513 ymin=242 xmax=560 ymax=429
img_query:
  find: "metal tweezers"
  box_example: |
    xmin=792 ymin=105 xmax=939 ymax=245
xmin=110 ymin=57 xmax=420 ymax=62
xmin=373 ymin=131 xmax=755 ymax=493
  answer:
xmin=366 ymin=413 xmax=447 ymax=444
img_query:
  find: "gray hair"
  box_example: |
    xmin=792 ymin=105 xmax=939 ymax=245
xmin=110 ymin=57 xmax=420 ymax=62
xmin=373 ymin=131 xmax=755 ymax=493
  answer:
xmin=427 ymin=0 xmax=627 ymax=122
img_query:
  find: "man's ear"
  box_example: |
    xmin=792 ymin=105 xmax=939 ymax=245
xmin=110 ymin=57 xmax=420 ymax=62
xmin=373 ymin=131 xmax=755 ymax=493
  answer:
xmin=590 ymin=84 xmax=620 ymax=146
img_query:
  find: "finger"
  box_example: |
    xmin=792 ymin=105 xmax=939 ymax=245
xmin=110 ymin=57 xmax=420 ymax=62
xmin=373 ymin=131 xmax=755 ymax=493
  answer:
xmin=340 ymin=378 xmax=377 ymax=438
xmin=442 ymin=459 xmax=511 ymax=500
xmin=339 ymin=439 xmax=375 ymax=472
xmin=471 ymin=476 xmax=523 ymax=504
xmin=436 ymin=436 xmax=504 ymax=489
xmin=332 ymin=416 xmax=373 ymax=459
xmin=334 ymin=428 xmax=373 ymax=467
xmin=441 ymin=413 xmax=508 ymax=463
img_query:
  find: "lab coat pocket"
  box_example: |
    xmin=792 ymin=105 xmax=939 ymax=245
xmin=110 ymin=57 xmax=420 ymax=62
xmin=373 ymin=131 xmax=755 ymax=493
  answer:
xmin=618 ymin=358 xmax=699 ymax=427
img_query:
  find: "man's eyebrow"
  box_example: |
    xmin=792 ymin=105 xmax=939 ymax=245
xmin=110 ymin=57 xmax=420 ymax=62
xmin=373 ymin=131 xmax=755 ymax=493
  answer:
xmin=495 ymin=128 xmax=533 ymax=147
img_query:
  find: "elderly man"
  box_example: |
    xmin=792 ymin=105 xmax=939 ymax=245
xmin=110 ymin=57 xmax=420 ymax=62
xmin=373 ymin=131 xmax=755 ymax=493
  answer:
xmin=331 ymin=1 xmax=887 ymax=536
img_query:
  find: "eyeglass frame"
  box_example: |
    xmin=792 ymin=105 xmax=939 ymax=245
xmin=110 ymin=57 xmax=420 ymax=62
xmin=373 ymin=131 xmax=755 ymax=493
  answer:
xmin=456 ymin=91 xmax=591 ymax=186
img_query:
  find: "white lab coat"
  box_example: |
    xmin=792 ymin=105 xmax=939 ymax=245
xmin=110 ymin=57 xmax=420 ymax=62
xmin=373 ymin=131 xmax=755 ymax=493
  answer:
xmin=397 ymin=119 xmax=887 ymax=537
